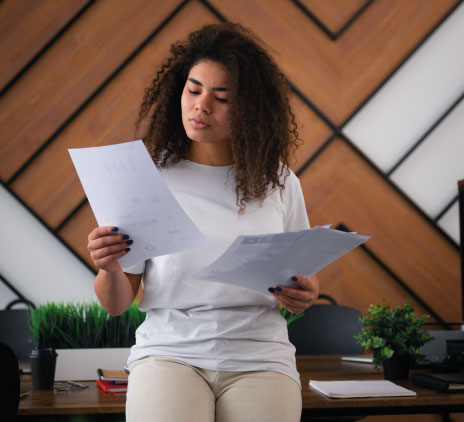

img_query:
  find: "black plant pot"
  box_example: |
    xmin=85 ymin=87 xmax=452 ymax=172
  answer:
xmin=29 ymin=348 xmax=58 ymax=390
xmin=383 ymin=355 xmax=410 ymax=380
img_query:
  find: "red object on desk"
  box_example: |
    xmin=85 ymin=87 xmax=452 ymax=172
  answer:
xmin=96 ymin=379 xmax=127 ymax=394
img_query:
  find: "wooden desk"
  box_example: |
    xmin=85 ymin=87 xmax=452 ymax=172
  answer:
xmin=299 ymin=355 xmax=464 ymax=417
xmin=18 ymin=355 xmax=464 ymax=419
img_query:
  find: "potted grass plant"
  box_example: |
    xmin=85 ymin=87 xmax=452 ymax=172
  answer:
xmin=27 ymin=308 xmax=59 ymax=390
xmin=28 ymin=301 xmax=145 ymax=381
xmin=354 ymin=301 xmax=433 ymax=380
xmin=280 ymin=307 xmax=304 ymax=326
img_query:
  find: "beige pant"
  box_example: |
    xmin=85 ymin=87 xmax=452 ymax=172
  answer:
xmin=126 ymin=357 xmax=302 ymax=422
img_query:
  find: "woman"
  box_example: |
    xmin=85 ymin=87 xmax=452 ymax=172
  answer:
xmin=88 ymin=23 xmax=319 ymax=422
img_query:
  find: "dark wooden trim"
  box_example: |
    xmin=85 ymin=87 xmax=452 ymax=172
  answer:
xmin=341 ymin=0 xmax=464 ymax=130
xmin=387 ymin=93 xmax=464 ymax=177
xmin=0 ymin=0 xmax=96 ymax=96
xmin=1 ymin=180 xmax=96 ymax=275
xmin=6 ymin=0 xmax=190 ymax=186
xmin=336 ymin=224 xmax=448 ymax=327
xmin=292 ymin=0 xmax=375 ymax=40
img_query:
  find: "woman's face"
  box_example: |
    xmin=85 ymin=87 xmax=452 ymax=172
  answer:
xmin=181 ymin=60 xmax=231 ymax=147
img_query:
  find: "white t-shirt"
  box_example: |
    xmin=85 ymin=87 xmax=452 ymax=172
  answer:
xmin=124 ymin=159 xmax=310 ymax=387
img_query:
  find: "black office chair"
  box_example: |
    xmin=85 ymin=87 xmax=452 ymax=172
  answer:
xmin=0 ymin=308 xmax=37 ymax=362
xmin=0 ymin=342 xmax=20 ymax=421
xmin=289 ymin=297 xmax=365 ymax=422
xmin=288 ymin=297 xmax=363 ymax=355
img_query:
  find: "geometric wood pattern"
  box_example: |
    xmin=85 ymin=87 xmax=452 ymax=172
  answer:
xmin=0 ymin=0 xmax=89 ymax=91
xmin=295 ymin=0 xmax=372 ymax=37
xmin=301 ymin=139 xmax=461 ymax=323
xmin=1 ymin=0 xmax=461 ymax=337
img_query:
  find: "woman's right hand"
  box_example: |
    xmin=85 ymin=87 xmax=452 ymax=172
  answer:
xmin=87 ymin=226 xmax=132 ymax=273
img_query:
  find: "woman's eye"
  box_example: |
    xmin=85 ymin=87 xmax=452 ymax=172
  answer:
xmin=216 ymin=98 xmax=228 ymax=103
xmin=188 ymin=90 xmax=200 ymax=95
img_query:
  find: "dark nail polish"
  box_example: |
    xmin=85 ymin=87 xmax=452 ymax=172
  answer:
xmin=276 ymin=287 xmax=282 ymax=292
xmin=125 ymin=248 xmax=131 ymax=252
xmin=268 ymin=287 xmax=275 ymax=293
xmin=112 ymin=227 xmax=119 ymax=232
xmin=122 ymin=234 xmax=129 ymax=240
xmin=291 ymin=276 xmax=298 ymax=281
xmin=126 ymin=240 xmax=133 ymax=245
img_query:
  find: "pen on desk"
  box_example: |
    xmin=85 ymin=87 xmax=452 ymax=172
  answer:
xmin=67 ymin=380 xmax=89 ymax=389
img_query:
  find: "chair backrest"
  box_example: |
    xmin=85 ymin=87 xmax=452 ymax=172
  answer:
xmin=0 ymin=309 xmax=37 ymax=360
xmin=0 ymin=342 xmax=20 ymax=421
xmin=288 ymin=304 xmax=364 ymax=355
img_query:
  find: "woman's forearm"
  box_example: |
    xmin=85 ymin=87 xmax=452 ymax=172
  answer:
xmin=94 ymin=268 xmax=140 ymax=316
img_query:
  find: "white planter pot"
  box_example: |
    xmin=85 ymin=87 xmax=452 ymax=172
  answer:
xmin=54 ymin=347 xmax=130 ymax=381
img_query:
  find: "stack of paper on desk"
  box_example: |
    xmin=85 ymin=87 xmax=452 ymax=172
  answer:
xmin=309 ymin=380 xmax=416 ymax=398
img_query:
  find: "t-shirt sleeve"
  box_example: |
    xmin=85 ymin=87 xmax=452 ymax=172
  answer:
xmin=123 ymin=260 xmax=146 ymax=275
xmin=282 ymin=170 xmax=310 ymax=232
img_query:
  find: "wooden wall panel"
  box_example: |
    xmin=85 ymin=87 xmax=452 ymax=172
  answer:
xmin=298 ymin=0 xmax=368 ymax=34
xmin=208 ymin=0 xmax=457 ymax=124
xmin=0 ymin=0 xmax=88 ymax=90
xmin=58 ymin=202 xmax=97 ymax=269
xmin=0 ymin=0 xmax=183 ymax=181
xmin=299 ymin=139 xmax=461 ymax=322
xmin=318 ymin=245 xmax=433 ymax=322
xmin=2 ymin=0 xmax=461 ymax=340
xmin=10 ymin=1 xmax=217 ymax=228
xmin=290 ymin=96 xmax=332 ymax=171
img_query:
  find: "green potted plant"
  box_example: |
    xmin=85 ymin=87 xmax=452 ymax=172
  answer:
xmin=280 ymin=307 xmax=305 ymax=326
xmin=354 ymin=301 xmax=433 ymax=380
xmin=28 ymin=301 xmax=145 ymax=381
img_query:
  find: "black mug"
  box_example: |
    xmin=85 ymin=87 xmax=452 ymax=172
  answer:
xmin=29 ymin=348 xmax=58 ymax=390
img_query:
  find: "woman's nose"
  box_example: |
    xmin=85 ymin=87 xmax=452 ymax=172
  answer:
xmin=195 ymin=95 xmax=211 ymax=114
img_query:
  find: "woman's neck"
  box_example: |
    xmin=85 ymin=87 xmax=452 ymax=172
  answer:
xmin=187 ymin=142 xmax=233 ymax=166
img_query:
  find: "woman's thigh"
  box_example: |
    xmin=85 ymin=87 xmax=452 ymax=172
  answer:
xmin=126 ymin=357 xmax=215 ymax=422
xmin=215 ymin=370 xmax=302 ymax=422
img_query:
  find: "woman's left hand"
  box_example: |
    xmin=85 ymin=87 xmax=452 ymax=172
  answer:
xmin=270 ymin=275 xmax=320 ymax=314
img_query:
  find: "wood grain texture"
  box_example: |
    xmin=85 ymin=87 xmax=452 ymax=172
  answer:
xmin=318 ymin=245 xmax=434 ymax=323
xmin=18 ymin=358 xmax=464 ymax=417
xmin=11 ymin=0 xmax=217 ymax=228
xmin=298 ymin=0 xmax=369 ymax=34
xmin=300 ymin=138 xmax=461 ymax=322
xmin=207 ymin=0 xmax=458 ymax=124
xmin=365 ymin=414 xmax=442 ymax=422
xmin=0 ymin=0 xmax=183 ymax=181
xmin=0 ymin=0 xmax=88 ymax=90
xmin=290 ymin=95 xmax=333 ymax=172
xmin=3 ymin=0 xmax=461 ymax=345
xmin=58 ymin=202 xmax=97 ymax=270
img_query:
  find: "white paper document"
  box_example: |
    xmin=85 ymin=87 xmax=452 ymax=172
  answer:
xmin=309 ymin=380 xmax=416 ymax=398
xmin=193 ymin=226 xmax=369 ymax=295
xmin=69 ymin=140 xmax=207 ymax=267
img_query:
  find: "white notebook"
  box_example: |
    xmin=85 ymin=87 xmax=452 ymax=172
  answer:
xmin=340 ymin=355 xmax=374 ymax=364
xmin=309 ymin=380 xmax=416 ymax=398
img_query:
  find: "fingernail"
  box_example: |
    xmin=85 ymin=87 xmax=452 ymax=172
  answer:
xmin=126 ymin=240 xmax=133 ymax=245
xmin=112 ymin=227 xmax=119 ymax=232
xmin=291 ymin=276 xmax=298 ymax=281
xmin=268 ymin=287 xmax=275 ymax=293
xmin=125 ymin=248 xmax=131 ymax=252
xmin=275 ymin=287 xmax=282 ymax=292
xmin=122 ymin=234 xmax=130 ymax=240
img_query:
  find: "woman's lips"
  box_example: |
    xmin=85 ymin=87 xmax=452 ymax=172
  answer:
xmin=191 ymin=118 xmax=210 ymax=129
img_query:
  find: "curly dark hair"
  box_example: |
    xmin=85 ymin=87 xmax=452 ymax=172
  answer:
xmin=136 ymin=22 xmax=300 ymax=212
